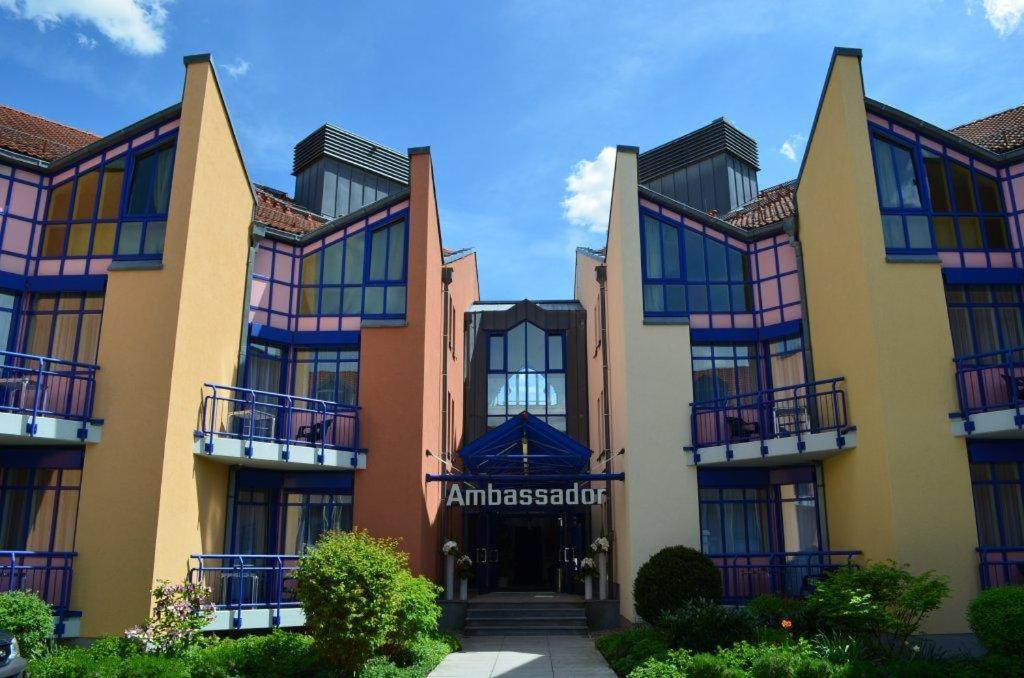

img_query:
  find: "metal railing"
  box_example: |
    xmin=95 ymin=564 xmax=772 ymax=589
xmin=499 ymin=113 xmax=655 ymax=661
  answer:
xmin=705 ymin=550 xmax=861 ymax=603
xmin=188 ymin=554 xmax=300 ymax=629
xmin=953 ymin=347 xmax=1024 ymax=420
xmin=690 ymin=378 xmax=849 ymax=451
xmin=978 ymin=547 xmax=1024 ymax=589
xmin=0 ymin=550 xmax=76 ymax=613
xmin=198 ymin=383 xmax=360 ymax=462
xmin=0 ymin=350 xmax=99 ymax=438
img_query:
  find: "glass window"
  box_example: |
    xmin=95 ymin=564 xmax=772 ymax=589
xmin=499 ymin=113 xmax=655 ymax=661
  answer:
xmin=293 ymin=348 xmax=359 ymax=405
xmin=126 ymin=143 xmax=175 ymax=217
xmin=71 ymin=170 xmax=98 ymax=221
xmin=0 ymin=466 xmax=81 ymax=552
xmin=923 ymin=151 xmax=950 ymax=211
xmin=97 ymin=157 xmax=125 ymax=220
xmin=24 ymin=292 xmax=103 ymax=364
xmin=487 ymin=321 xmax=568 ymax=429
xmin=872 ymin=136 xmax=901 ymax=208
xmin=47 ymin=182 xmax=72 ymax=222
xmin=945 ymin=284 xmax=1024 ymax=358
xmin=365 ymin=220 xmax=406 ymax=318
xmin=951 ymin=163 xmax=976 ymax=213
xmin=489 ymin=335 xmax=504 ymax=371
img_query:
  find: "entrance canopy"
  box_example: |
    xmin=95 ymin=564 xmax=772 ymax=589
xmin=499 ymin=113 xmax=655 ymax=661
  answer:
xmin=459 ymin=412 xmax=591 ymax=476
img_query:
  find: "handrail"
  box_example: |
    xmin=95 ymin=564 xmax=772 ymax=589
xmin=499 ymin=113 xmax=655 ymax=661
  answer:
xmin=689 ymin=377 xmax=849 ymax=452
xmin=976 ymin=546 xmax=1024 ymax=589
xmin=953 ymin=346 xmax=1024 ymax=421
xmin=704 ymin=549 xmax=861 ymax=602
xmin=0 ymin=550 xmax=76 ymax=613
xmin=0 ymin=350 xmax=100 ymax=438
xmin=198 ymin=383 xmax=360 ymax=463
xmin=188 ymin=553 xmax=300 ymax=629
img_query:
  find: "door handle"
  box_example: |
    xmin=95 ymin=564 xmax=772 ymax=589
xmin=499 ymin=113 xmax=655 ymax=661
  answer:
xmin=562 ymin=547 xmax=571 ymax=563
xmin=477 ymin=548 xmax=487 ymax=564
xmin=490 ymin=548 xmax=499 ymax=563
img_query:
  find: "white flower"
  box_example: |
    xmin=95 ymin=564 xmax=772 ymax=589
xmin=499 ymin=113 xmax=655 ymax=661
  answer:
xmin=591 ymin=537 xmax=610 ymax=553
xmin=442 ymin=540 xmax=459 ymax=556
xmin=580 ymin=557 xmax=596 ymax=569
xmin=457 ymin=555 xmax=473 ymax=566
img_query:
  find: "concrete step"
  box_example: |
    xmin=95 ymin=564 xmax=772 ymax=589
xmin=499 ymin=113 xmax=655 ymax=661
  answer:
xmin=467 ymin=608 xmax=585 ymax=619
xmin=464 ymin=625 xmax=588 ymax=636
xmin=466 ymin=616 xmax=586 ymax=627
xmin=468 ymin=603 xmax=585 ymax=613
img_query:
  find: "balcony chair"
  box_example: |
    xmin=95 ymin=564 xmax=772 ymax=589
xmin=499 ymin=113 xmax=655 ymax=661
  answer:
xmin=725 ymin=416 xmax=759 ymax=441
xmin=1001 ymin=374 xmax=1024 ymax=403
xmin=297 ymin=418 xmax=334 ymax=445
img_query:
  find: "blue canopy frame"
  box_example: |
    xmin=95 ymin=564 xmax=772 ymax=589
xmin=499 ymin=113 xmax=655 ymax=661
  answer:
xmin=456 ymin=411 xmax=593 ymax=477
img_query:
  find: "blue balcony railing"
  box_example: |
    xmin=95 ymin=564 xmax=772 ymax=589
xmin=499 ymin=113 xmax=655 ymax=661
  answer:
xmin=953 ymin=347 xmax=1024 ymax=421
xmin=188 ymin=554 xmax=299 ymax=628
xmin=0 ymin=550 xmax=76 ymax=614
xmin=0 ymin=351 xmax=99 ymax=437
xmin=978 ymin=547 xmax=1024 ymax=589
xmin=197 ymin=384 xmax=360 ymax=462
xmin=706 ymin=550 xmax=861 ymax=603
xmin=690 ymin=378 xmax=850 ymax=451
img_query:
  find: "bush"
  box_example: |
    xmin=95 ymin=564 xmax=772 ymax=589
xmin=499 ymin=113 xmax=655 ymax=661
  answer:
xmin=0 ymin=590 xmax=53 ymax=659
xmin=967 ymin=585 xmax=1024 ymax=658
xmin=296 ymin=529 xmax=443 ymax=672
xmin=595 ymin=626 xmax=671 ymax=676
xmin=659 ymin=599 xmax=756 ymax=653
xmin=747 ymin=595 xmax=807 ymax=630
xmin=186 ymin=630 xmax=329 ymax=677
xmin=358 ymin=633 xmax=460 ymax=678
xmin=125 ymin=579 xmax=215 ymax=656
xmin=28 ymin=646 xmax=190 ymax=678
xmin=804 ymin=560 xmax=948 ymax=656
xmin=633 ymin=546 xmax=722 ymax=623
xmin=629 ymin=640 xmax=845 ymax=678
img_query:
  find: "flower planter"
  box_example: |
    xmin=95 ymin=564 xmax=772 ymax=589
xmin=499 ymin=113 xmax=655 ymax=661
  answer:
xmin=584 ymin=576 xmax=593 ymax=601
xmin=459 ymin=578 xmax=468 ymax=601
xmin=597 ymin=552 xmax=608 ymax=600
xmin=445 ymin=554 xmax=455 ymax=601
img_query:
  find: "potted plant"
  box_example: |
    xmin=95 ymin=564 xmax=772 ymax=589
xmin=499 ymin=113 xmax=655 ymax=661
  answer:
xmin=591 ymin=536 xmax=610 ymax=600
xmin=442 ymin=540 xmax=459 ymax=600
xmin=456 ymin=555 xmax=474 ymax=600
xmin=578 ymin=557 xmax=598 ymax=601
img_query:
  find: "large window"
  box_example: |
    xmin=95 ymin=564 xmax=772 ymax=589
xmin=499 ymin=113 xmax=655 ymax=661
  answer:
xmin=0 ymin=464 xmax=80 ymax=552
xmin=971 ymin=456 xmax=1024 ymax=548
xmin=487 ymin=321 xmax=567 ymax=431
xmin=691 ymin=344 xmax=760 ymax=402
xmin=870 ymin=132 xmax=1011 ymax=253
xmin=24 ymin=292 xmax=103 ymax=365
xmin=297 ymin=218 xmax=407 ymax=319
xmin=945 ymin=284 xmax=1024 ymax=359
xmin=641 ymin=214 xmax=752 ymax=318
xmin=40 ymin=137 xmax=175 ymax=261
xmin=293 ymin=348 xmax=359 ymax=405
xmin=281 ymin=491 xmax=353 ymax=553
xmin=698 ymin=467 xmax=821 ymax=555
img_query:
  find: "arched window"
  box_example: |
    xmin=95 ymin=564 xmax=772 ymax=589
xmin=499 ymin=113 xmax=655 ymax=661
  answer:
xmin=486 ymin=322 xmax=566 ymax=431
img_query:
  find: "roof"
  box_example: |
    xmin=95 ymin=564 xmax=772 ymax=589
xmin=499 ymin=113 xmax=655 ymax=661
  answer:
xmin=949 ymin=104 xmax=1024 ymax=153
xmin=457 ymin=412 xmax=591 ymax=478
xmin=722 ymin=180 xmax=797 ymax=230
xmin=0 ymin=104 xmax=100 ymax=162
xmin=254 ymin=185 xmax=327 ymax=234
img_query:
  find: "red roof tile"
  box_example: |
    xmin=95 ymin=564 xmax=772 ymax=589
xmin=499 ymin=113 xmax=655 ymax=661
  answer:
xmin=950 ymin=104 xmax=1024 ymax=153
xmin=254 ymin=185 xmax=327 ymax=235
xmin=722 ymin=180 xmax=796 ymax=230
xmin=0 ymin=104 xmax=100 ymax=162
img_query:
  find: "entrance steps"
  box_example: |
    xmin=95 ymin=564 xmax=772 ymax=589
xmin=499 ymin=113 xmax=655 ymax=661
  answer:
xmin=464 ymin=598 xmax=588 ymax=636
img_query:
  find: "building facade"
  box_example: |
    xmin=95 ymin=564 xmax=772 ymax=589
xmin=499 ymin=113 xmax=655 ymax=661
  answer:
xmin=0 ymin=47 xmax=1022 ymax=640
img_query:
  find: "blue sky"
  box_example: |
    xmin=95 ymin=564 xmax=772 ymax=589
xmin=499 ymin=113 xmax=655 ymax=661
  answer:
xmin=1 ymin=1 xmax=1023 ymax=299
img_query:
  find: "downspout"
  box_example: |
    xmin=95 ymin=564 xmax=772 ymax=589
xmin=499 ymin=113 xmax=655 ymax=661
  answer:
xmin=596 ymin=263 xmax=615 ymax=590
xmin=439 ymin=266 xmax=454 ymax=582
xmin=237 ymin=222 xmax=266 ymax=382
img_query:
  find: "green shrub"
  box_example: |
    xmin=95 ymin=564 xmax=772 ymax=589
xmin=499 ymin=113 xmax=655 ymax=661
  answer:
xmin=296 ymin=529 xmax=444 ymax=672
xmin=0 ymin=589 xmax=53 ymax=659
xmin=125 ymin=579 xmax=215 ymax=656
xmin=747 ymin=595 xmax=808 ymax=632
xmin=629 ymin=639 xmax=848 ymax=678
xmin=633 ymin=546 xmax=723 ymax=623
xmin=358 ymin=633 xmax=460 ymax=678
xmin=967 ymin=585 xmax=1024 ymax=658
xmin=186 ymin=630 xmax=329 ymax=677
xmin=659 ymin=599 xmax=756 ymax=653
xmin=28 ymin=645 xmax=190 ymax=678
xmin=808 ymin=633 xmax=871 ymax=665
xmin=595 ymin=626 xmax=671 ymax=676
xmin=804 ymin=560 xmax=948 ymax=656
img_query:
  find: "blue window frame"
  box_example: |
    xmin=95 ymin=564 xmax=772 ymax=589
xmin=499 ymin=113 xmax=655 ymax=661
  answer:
xmin=487 ymin=321 xmax=567 ymax=431
xmin=116 ymin=141 xmax=175 ymax=259
xmin=970 ymin=450 xmax=1024 ymax=548
xmin=293 ymin=348 xmax=359 ymax=406
xmin=640 ymin=213 xmax=751 ymax=318
xmin=691 ymin=343 xmax=760 ymax=402
xmin=869 ymin=129 xmax=1011 ymax=254
xmin=944 ymin=284 xmax=1024 ymax=359
xmin=297 ymin=216 xmax=407 ymax=320
xmin=24 ymin=292 xmax=103 ymax=364
xmin=0 ymin=460 xmax=81 ymax=552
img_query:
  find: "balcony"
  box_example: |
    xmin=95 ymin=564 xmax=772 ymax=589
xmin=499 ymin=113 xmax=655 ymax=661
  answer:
xmin=195 ymin=384 xmax=365 ymax=470
xmin=189 ymin=554 xmax=303 ymax=631
xmin=0 ymin=351 xmax=101 ymax=445
xmin=706 ymin=550 xmax=862 ymax=604
xmin=687 ymin=378 xmax=856 ymax=466
xmin=0 ymin=550 xmax=78 ymax=636
xmin=978 ymin=547 xmax=1024 ymax=589
xmin=951 ymin=348 xmax=1024 ymax=437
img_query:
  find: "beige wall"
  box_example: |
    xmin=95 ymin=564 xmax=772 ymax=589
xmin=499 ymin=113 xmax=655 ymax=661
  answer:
xmin=797 ymin=51 xmax=978 ymax=633
xmin=577 ymin=147 xmax=700 ymax=622
xmin=73 ymin=56 xmax=252 ymax=636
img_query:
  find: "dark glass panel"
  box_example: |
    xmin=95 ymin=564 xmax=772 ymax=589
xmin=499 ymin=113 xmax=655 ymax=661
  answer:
xmin=951 ymin=163 xmax=976 ymax=212
xmin=872 ymin=136 xmax=899 ymax=208
xmin=922 ymin=152 xmax=950 ymax=211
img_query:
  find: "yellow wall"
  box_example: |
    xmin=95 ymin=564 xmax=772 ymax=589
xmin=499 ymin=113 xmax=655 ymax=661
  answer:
xmin=577 ymin=147 xmax=701 ymax=623
xmin=72 ymin=56 xmax=253 ymax=636
xmin=797 ymin=50 xmax=978 ymax=633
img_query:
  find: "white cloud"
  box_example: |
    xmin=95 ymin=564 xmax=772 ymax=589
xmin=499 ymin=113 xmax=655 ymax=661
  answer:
xmin=223 ymin=57 xmax=250 ymax=79
xmin=779 ymin=133 xmax=806 ymax=162
xmin=562 ymin=146 xmax=615 ymax=234
xmin=0 ymin=0 xmax=168 ymax=55
xmin=978 ymin=0 xmax=1024 ymax=36
xmin=76 ymin=32 xmax=96 ymax=49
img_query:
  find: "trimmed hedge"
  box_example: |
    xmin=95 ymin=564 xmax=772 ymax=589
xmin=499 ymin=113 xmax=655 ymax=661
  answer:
xmin=0 ymin=590 xmax=53 ymax=659
xmin=595 ymin=627 xmax=670 ymax=676
xmin=658 ymin=599 xmax=756 ymax=653
xmin=633 ymin=546 xmax=722 ymax=623
xmin=967 ymin=585 xmax=1024 ymax=658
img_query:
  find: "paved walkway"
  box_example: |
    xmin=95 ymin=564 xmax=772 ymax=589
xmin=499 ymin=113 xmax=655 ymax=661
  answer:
xmin=429 ymin=635 xmax=615 ymax=678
